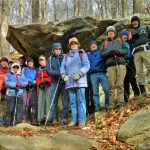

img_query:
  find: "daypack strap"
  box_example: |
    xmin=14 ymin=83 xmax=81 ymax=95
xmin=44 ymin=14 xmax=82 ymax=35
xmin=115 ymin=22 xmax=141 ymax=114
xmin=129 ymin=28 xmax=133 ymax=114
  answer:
xmin=65 ymin=51 xmax=83 ymax=61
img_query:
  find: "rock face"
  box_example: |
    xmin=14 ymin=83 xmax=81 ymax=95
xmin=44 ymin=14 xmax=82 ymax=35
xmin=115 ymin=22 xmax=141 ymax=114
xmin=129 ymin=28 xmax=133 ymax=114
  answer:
xmin=6 ymin=17 xmax=117 ymax=59
xmin=117 ymin=109 xmax=150 ymax=150
xmin=0 ymin=131 xmax=97 ymax=150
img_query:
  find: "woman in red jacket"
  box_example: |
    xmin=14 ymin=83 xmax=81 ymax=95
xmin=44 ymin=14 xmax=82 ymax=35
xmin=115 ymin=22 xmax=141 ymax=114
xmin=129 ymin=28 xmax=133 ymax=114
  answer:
xmin=36 ymin=55 xmax=52 ymax=125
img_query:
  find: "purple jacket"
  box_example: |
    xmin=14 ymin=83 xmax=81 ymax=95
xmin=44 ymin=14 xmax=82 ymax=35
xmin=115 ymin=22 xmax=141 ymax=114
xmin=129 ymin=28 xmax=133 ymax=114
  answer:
xmin=60 ymin=49 xmax=90 ymax=89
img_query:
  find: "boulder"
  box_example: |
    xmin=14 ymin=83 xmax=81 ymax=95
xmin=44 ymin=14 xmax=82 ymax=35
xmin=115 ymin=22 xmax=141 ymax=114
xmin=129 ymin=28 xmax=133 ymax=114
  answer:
xmin=0 ymin=131 xmax=98 ymax=150
xmin=6 ymin=17 xmax=117 ymax=59
xmin=117 ymin=109 xmax=150 ymax=150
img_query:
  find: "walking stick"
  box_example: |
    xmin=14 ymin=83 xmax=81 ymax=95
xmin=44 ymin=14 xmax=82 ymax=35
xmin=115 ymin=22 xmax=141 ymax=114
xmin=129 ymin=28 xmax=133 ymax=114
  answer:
xmin=13 ymin=88 xmax=19 ymax=126
xmin=44 ymin=78 xmax=60 ymax=127
xmin=114 ymin=55 xmax=120 ymax=77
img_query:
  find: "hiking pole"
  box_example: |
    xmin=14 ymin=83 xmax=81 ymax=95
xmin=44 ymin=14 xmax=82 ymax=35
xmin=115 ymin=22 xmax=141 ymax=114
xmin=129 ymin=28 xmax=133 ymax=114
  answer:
xmin=114 ymin=55 xmax=120 ymax=77
xmin=13 ymin=88 xmax=19 ymax=126
xmin=44 ymin=78 xmax=60 ymax=127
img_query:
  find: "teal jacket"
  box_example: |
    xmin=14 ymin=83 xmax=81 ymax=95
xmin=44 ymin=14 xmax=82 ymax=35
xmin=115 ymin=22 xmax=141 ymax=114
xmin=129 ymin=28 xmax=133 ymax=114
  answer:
xmin=100 ymin=37 xmax=128 ymax=67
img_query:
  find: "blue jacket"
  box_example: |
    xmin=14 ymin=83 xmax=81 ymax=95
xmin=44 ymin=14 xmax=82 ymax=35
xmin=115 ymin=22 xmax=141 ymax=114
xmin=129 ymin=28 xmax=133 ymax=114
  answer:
xmin=5 ymin=64 xmax=28 ymax=97
xmin=88 ymin=49 xmax=106 ymax=73
xmin=60 ymin=49 xmax=90 ymax=89
xmin=46 ymin=54 xmax=64 ymax=83
xmin=23 ymin=66 xmax=37 ymax=85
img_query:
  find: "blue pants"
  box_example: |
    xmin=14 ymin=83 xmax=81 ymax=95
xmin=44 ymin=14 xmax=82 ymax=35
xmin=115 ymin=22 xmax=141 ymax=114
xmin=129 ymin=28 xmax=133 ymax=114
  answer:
xmin=90 ymin=73 xmax=109 ymax=111
xmin=50 ymin=81 xmax=69 ymax=120
xmin=68 ymin=88 xmax=86 ymax=123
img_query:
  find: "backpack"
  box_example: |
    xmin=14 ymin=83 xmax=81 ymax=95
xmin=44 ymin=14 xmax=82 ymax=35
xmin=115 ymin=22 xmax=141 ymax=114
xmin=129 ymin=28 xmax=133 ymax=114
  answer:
xmin=104 ymin=38 xmax=122 ymax=50
xmin=65 ymin=51 xmax=83 ymax=61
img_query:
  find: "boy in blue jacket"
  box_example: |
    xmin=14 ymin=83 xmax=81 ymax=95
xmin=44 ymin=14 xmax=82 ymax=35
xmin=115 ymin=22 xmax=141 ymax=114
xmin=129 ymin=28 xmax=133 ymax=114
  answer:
xmin=88 ymin=40 xmax=109 ymax=111
xmin=5 ymin=63 xmax=28 ymax=126
xmin=22 ymin=57 xmax=38 ymax=124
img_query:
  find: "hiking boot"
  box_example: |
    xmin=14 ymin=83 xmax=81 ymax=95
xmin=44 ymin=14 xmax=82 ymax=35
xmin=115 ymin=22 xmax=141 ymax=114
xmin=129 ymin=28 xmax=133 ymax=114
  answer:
xmin=52 ymin=119 xmax=59 ymax=125
xmin=139 ymin=85 xmax=147 ymax=98
xmin=61 ymin=118 xmax=68 ymax=125
xmin=79 ymin=122 xmax=86 ymax=129
xmin=32 ymin=118 xmax=38 ymax=126
xmin=68 ymin=122 xmax=76 ymax=127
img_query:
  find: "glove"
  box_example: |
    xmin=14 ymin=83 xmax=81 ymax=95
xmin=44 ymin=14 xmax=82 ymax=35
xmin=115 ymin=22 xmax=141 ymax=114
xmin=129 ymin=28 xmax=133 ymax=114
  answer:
xmin=39 ymin=83 xmax=45 ymax=90
xmin=62 ymin=74 xmax=69 ymax=81
xmin=73 ymin=72 xmax=83 ymax=80
xmin=110 ymin=50 xmax=120 ymax=57
xmin=16 ymin=82 xmax=21 ymax=87
xmin=41 ymin=78 xmax=48 ymax=84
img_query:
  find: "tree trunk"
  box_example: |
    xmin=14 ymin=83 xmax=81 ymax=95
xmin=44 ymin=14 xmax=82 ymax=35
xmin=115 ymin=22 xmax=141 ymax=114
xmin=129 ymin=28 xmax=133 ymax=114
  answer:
xmin=133 ymin=0 xmax=149 ymax=14
xmin=74 ymin=0 xmax=81 ymax=16
xmin=111 ymin=0 xmax=118 ymax=19
xmin=18 ymin=0 xmax=24 ymax=24
xmin=41 ymin=0 xmax=46 ymax=23
xmin=53 ymin=0 xmax=57 ymax=21
xmin=32 ymin=0 xmax=40 ymax=23
xmin=122 ymin=0 xmax=128 ymax=17
xmin=0 ymin=0 xmax=10 ymax=57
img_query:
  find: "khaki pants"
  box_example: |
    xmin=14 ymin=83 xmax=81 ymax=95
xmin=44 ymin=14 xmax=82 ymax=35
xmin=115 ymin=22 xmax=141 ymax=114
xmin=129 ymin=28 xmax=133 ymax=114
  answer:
xmin=0 ymin=92 xmax=7 ymax=118
xmin=133 ymin=51 xmax=150 ymax=85
xmin=107 ymin=65 xmax=126 ymax=107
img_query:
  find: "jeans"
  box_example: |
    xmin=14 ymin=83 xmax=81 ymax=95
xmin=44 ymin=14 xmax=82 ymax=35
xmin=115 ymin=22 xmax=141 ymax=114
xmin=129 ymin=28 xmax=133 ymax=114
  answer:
xmin=68 ymin=88 xmax=86 ymax=123
xmin=50 ymin=81 xmax=69 ymax=120
xmin=90 ymin=73 xmax=109 ymax=111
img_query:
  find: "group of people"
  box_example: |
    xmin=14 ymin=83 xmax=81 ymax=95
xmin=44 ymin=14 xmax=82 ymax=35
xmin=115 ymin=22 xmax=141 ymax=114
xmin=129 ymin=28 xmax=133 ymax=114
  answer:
xmin=0 ymin=15 xmax=149 ymax=128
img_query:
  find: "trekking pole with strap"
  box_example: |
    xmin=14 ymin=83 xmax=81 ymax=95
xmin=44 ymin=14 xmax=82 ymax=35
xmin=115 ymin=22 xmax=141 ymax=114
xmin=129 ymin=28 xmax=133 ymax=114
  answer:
xmin=44 ymin=77 xmax=60 ymax=127
xmin=13 ymin=87 xmax=19 ymax=126
xmin=114 ymin=55 xmax=120 ymax=77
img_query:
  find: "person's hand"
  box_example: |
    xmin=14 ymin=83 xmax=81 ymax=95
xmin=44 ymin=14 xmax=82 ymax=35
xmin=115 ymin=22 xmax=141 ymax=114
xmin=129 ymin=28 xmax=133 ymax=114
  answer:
xmin=39 ymin=83 xmax=45 ymax=90
xmin=16 ymin=82 xmax=21 ymax=87
xmin=73 ymin=72 xmax=83 ymax=80
xmin=110 ymin=50 xmax=120 ymax=56
xmin=62 ymin=74 xmax=69 ymax=81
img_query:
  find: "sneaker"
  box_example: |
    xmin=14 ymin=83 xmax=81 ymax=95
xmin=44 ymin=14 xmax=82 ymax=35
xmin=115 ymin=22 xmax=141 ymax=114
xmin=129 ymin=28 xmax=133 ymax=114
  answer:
xmin=68 ymin=122 xmax=76 ymax=127
xmin=79 ymin=122 xmax=86 ymax=129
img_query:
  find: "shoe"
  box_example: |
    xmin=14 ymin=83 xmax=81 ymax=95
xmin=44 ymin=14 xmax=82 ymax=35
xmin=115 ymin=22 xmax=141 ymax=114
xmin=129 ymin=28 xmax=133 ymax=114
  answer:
xmin=32 ymin=118 xmax=38 ymax=125
xmin=139 ymin=85 xmax=147 ymax=98
xmin=61 ymin=118 xmax=68 ymax=124
xmin=79 ymin=122 xmax=86 ymax=129
xmin=52 ymin=119 xmax=59 ymax=125
xmin=68 ymin=122 xmax=76 ymax=127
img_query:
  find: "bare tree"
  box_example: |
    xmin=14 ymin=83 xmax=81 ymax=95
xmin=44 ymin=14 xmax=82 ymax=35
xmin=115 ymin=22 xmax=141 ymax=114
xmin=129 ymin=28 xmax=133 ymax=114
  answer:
xmin=0 ymin=0 xmax=10 ymax=57
xmin=122 ymin=0 xmax=128 ymax=17
xmin=41 ymin=0 xmax=46 ymax=23
xmin=18 ymin=0 xmax=24 ymax=24
xmin=32 ymin=0 xmax=40 ymax=23
xmin=74 ymin=0 xmax=81 ymax=16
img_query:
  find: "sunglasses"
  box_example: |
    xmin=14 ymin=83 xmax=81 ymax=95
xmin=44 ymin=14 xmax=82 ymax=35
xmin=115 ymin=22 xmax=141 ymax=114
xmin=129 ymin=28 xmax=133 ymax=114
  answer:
xmin=13 ymin=66 xmax=19 ymax=69
xmin=54 ymin=48 xmax=61 ymax=50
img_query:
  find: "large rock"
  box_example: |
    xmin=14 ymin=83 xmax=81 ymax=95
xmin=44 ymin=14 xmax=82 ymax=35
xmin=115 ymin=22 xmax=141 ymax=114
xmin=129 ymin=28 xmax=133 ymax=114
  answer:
xmin=6 ymin=17 xmax=117 ymax=59
xmin=0 ymin=131 xmax=97 ymax=150
xmin=117 ymin=109 xmax=150 ymax=150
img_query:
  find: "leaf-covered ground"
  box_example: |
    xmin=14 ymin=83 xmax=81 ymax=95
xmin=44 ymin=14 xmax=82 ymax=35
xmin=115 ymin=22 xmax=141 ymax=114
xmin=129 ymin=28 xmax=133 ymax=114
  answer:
xmin=0 ymin=97 xmax=150 ymax=150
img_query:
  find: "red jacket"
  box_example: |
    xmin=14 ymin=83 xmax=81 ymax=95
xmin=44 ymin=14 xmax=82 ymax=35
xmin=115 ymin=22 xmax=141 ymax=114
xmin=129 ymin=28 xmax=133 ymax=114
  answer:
xmin=36 ymin=67 xmax=52 ymax=88
xmin=0 ymin=66 xmax=9 ymax=92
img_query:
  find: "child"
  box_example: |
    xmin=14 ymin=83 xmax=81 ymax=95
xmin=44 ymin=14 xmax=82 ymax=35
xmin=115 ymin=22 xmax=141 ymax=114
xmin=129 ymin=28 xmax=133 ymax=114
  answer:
xmin=36 ymin=55 xmax=52 ymax=125
xmin=22 ymin=57 xmax=38 ymax=125
xmin=60 ymin=37 xmax=90 ymax=128
xmin=5 ymin=63 xmax=28 ymax=126
xmin=46 ymin=43 xmax=69 ymax=125
xmin=120 ymin=30 xmax=140 ymax=102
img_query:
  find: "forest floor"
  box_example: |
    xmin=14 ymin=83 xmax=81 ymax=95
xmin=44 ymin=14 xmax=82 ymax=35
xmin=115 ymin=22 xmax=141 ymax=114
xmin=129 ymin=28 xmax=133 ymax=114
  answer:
xmin=1 ymin=97 xmax=150 ymax=150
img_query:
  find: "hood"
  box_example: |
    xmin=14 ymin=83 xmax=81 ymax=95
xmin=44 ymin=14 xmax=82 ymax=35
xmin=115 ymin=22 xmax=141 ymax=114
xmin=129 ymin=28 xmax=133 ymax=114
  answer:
xmin=11 ymin=63 xmax=21 ymax=74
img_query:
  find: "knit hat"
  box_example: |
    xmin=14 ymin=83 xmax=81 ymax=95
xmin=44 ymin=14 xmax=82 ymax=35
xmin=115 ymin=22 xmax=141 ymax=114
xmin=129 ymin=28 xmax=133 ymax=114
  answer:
xmin=68 ymin=37 xmax=80 ymax=49
xmin=106 ymin=26 xmax=116 ymax=34
xmin=89 ymin=40 xmax=97 ymax=45
xmin=120 ymin=30 xmax=129 ymax=37
xmin=27 ymin=57 xmax=34 ymax=63
xmin=0 ymin=57 xmax=8 ymax=62
xmin=38 ymin=55 xmax=46 ymax=61
xmin=131 ymin=16 xmax=140 ymax=23
xmin=52 ymin=43 xmax=62 ymax=50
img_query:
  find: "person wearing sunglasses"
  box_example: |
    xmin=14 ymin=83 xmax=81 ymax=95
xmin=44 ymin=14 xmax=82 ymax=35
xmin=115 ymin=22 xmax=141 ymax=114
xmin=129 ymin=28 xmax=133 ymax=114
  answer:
xmin=46 ymin=42 xmax=69 ymax=125
xmin=5 ymin=63 xmax=28 ymax=126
